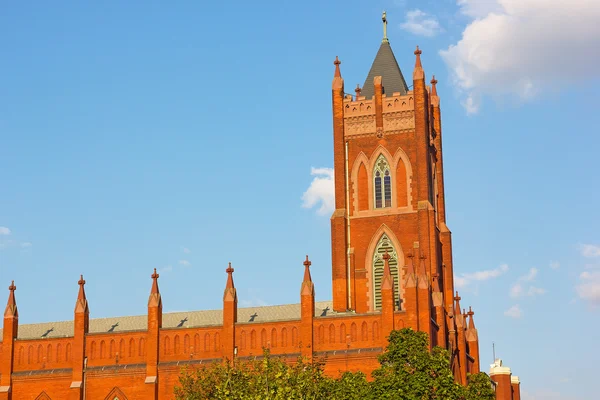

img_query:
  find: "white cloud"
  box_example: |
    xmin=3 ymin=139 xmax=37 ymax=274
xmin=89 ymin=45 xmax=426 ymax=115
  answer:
xmin=441 ymin=0 xmax=600 ymax=113
xmin=521 ymin=267 xmax=538 ymax=282
xmin=509 ymin=282 xmax=524 ymax=298
xmin=0 ymin=227 xmax=11 ymax=235
xmin=160 ymin=265 xmax=173 ymax=273
xmin=504 ymin=304 xmax=523 ymax=318
xmin=579 ymin=244 xmax=600 ymax=258
xmin=182 ymin=247 xmax=191 ymax=254
xmin=528 ymin=286 xmax=546 ymax=296
xmin=454 ymin=264 xmax=509 ymax=289
xmin=576 ymin=270 xmax=600 ymax=306
xmin=301 ymin=167 xmax=334 ymax=216
xmin=509 ymin=267 xmax=546 ymax=298
xmin=20 ymin=242 xmax=32 ymax=248
xmin=549 ymin=261 xmax=560 ymax=270
xmin=179 ymin=260 xmax=191 ymax=267
xmin=399 ymin=9 xmax=443 ymax=37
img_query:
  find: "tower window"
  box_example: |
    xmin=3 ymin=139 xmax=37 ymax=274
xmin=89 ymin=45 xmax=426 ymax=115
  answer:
xmin=374 ymin=155 xmax=392 ymax=208
xmin=372 ymin=234 xmax=401 ymax=310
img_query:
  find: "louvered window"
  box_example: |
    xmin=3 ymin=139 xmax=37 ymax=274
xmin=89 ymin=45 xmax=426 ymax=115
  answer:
xmin=374 ymin=155 xmax=391 ymax=208
xmin=373 ymin=234 xmax=401 ymax=310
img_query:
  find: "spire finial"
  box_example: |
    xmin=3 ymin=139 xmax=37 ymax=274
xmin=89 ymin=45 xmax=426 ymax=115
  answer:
xmin=454 ymin=291 xmax=462 ymax=314
xmin=355 ymin=84 xmax=361 ymax=99
xmin=5 ymin=280 xmax=17 ymax=317
xmin=303 ymin=255 xmax=312 ymax=282
xmin=431 ymin=75 xmax=438 ymax=96
xmin=333 ymin=56 xmax=341 ymax=78
xmin=77 ymin=274 xmax=87 ymax=301
xmin=467 ymin=306 xmax=476 ymax=329
xmin=150 ymin=268 xmax=160 ymax=294
xmin=382 ymin=11 xmax=389 ymax=43
xmin=225 ymin=262 xmax=235 ymax=289
xmin=414 ymin=46 xmax=422 ymax=68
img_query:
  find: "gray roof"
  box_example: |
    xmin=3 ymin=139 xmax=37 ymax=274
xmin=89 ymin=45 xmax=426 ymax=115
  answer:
xmin=361 ymin=41 xmax=409 ymax=99
xmin=1 ymin=301 xmax=337 ymax=340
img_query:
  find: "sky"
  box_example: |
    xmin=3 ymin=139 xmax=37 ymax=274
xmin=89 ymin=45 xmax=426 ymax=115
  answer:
xmin=1 ymin=1 xmax=599 ymax=398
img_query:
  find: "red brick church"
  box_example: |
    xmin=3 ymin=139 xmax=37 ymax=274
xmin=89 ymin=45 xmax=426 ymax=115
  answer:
xmin=0 ymin=15 xmax=521 ymax=400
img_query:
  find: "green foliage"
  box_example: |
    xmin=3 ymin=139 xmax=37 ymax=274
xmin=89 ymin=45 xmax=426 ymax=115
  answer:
xmin=371 ymin=329 xmax=465 ymax=399
xmin=465 ymin=372 xmax=496 ymax=400
xmin=175 ymin=329 xmax=495 ymax=400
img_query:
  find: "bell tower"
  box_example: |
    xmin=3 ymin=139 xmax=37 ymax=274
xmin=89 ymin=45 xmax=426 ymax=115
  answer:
xmin=330 ymin=13 xmax=455 ymax=341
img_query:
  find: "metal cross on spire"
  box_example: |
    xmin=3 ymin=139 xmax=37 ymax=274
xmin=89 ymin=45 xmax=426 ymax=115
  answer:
xmin=382 ymin=11 xmax=389 ymax=43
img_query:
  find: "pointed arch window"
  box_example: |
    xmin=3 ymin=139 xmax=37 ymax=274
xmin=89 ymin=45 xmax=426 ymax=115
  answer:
xmin=374 ymin=155 xmax=392 ymax=208
xmin=372 ymin=234 xmax=401 ymax=310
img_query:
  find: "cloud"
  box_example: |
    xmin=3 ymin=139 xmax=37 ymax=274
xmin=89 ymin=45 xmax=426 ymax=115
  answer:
xmin=527 ymin=286 xmax=546 ymax=296
xmin=579 ymin=244 xmax=600 ymax=258
xmin=549 ymin=261 xmax=560 ymax=270
xmin=576 ymin=270 xmax=600 ymax=306
xmin=441 ymin=0 xmax=600 ymax=114
xmin=181 ymin=247 xmax=191 ymax=254
xmin=454 ymin=264 xmax=509 ymax=289
xmin=0 ymin=227 xmax=11 ymax=235
xmin=399 ymin=9 xmax=443 ymax=37
xmin=509 ymin=267 xmax=546 ymax=298
xmin=160 ymin=265 xmax=173 ymax=273
xmin=20 ymin=242 xmax=32 ymax=248
xmin=179 ymin=260 xmax=191 ymax=267
xmin=301 ymin=167 xmax=334 ymax=216
xmin=504 ymin=304 xmax=523 ymax=318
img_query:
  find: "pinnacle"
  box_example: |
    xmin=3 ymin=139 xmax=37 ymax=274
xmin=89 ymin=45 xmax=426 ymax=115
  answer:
xmin=150 ymin=268 xmax=160 ymax=295
xmin=303 ymin=255 xmax=312 ymax=282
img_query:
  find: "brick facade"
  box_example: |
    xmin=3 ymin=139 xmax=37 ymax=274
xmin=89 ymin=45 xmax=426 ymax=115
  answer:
xmin=0 ymin=26 xmax=520 ymax=400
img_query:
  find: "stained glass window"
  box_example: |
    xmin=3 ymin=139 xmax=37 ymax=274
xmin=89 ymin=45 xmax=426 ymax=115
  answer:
xmin=374 ymin=155 xmax=391 ymax=209
xmin=372 ymin=234 xmax=401 ymax=310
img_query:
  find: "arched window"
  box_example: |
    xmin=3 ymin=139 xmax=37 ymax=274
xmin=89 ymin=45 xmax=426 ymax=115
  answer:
xmin=374 ymin=155 xmax=392 ymax=208
xmin=372 ymin=234 xmax=400 ymax=310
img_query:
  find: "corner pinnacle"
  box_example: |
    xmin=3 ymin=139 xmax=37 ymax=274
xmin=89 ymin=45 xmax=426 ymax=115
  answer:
xmin=225 ymin=262 xmax=235 ymax=289
xmin=303 ymin=255 xmax=312 ymax=282
xmin=151 ymin=268 xmax=160 ymax=294
xmin=431 ymin=75 xmax=438 ymax=96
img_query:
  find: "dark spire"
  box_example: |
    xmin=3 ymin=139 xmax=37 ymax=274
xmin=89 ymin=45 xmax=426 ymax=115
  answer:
xmin=362 ymin=42 xmax=409 ymax=99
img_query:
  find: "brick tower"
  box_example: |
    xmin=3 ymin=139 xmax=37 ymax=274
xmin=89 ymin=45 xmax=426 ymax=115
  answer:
xmin=330 ymin=12 xmax=455 ymax=347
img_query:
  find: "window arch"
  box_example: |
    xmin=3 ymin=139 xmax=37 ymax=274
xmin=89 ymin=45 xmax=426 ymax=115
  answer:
xmin=372 ymin=234 xmax=400 ymax=310
xmin=374 ymin=155 xmax=392 ymax=208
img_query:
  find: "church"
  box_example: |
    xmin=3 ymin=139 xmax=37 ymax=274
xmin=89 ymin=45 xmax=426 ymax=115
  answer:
xmin=0 ymin=15 xmax=521 ymax=400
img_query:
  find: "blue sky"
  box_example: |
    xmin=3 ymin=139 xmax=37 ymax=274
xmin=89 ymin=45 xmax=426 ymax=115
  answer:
xmin=1 ymin=1 xmax=599 ymax=399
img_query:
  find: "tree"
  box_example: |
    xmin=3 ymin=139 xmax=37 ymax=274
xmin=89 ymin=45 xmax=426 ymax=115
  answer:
xmin=465 ymin=372 xmax=496 ymax=400
xmin=370 ymin=329 xmax=466 ymax=399
xmin=174 ymin=350 xmax=332 ymax=399
xmin=174 ymin=328 xmax=496 ymax=400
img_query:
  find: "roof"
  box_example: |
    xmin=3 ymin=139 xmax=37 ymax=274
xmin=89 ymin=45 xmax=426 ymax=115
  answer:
xmin=1 ymin=301 xmax=337 ymax=340
xmin=361 ymin=41 xmax=409 ymax=99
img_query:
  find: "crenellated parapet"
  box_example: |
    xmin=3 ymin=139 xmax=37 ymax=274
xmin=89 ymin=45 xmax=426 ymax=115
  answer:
xmin=343 ymin=93 xmax=415 ymax=138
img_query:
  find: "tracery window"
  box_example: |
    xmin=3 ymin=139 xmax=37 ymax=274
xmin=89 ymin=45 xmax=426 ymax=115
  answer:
xmin=372 ymin=234 xmax=400 ymax=310
xmin=374 ymin=155 xmax=392 ymax=208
